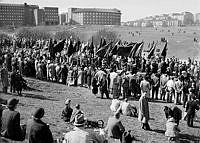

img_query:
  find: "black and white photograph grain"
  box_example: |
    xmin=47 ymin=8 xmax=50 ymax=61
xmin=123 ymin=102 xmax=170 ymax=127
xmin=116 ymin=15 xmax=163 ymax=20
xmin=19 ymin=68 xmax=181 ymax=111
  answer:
xmin=0 ymin=0 xmax=200 ymax=142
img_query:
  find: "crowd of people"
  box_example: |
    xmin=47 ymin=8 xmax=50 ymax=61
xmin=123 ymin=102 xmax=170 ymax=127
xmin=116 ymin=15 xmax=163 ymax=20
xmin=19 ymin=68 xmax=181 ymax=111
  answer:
xmin=0 ymin=36 xmax=200 ymax=143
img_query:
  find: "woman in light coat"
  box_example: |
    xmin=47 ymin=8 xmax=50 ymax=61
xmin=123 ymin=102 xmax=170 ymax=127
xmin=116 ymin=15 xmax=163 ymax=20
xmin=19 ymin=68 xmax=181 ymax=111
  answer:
xmin=138 ymin=92 xmax=151 ymax=130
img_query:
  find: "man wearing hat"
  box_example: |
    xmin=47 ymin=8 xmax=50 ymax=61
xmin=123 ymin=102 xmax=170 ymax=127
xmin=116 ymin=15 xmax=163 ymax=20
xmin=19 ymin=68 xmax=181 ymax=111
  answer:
xmin=104 ymin=111 xmax=125 ymax=142
xmin=61 ymin=99 xmax=73 ymax=122
xmin=63 ymin=113 xmax=106 ymax=143
xmin=1 ymin=98 xmax=24 ymax=141
xmin=25 ymin=107 xmax=54 ymax=143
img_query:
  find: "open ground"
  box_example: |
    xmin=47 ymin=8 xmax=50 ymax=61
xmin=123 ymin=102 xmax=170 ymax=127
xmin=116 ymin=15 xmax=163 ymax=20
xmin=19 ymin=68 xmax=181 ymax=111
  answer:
xmin=0 ymin=77 xmax=200 ymax=143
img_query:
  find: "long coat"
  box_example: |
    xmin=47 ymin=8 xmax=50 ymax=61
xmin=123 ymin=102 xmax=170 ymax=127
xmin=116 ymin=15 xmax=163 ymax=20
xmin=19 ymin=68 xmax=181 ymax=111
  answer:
xmin=1 ymin=109 xmax=23 ymax=141
xmin=1 ymin=68 xmax=9 ymax=88
xmin=25 ymin=118 xmax=53 ymax=143
xmin=138 ymin=95 xmax=150 ymax=123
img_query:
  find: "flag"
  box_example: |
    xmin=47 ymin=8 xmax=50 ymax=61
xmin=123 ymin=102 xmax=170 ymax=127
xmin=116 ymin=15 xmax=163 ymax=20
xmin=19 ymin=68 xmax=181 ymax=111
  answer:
xmin=95 ymin=42 xmax=111 ymax=58
xmin=89 ymin=37 xmax=95 ymax=55
xmin=117 ymin=44 xmax=135 ymax=57
xmin=147 ymin=42 xmax=157 ymax=59
xmin=109 ymin=40 xmax=121 ymax=55
xmin=128 ymin=42 xmax=139 ymax=58
xmin=102 ymin=38 xmax=106 ymax=47
xmin=53 ymin=39 xmax=66 ymax=53
xmin=104 ymin=42 xmax=113 ymax=58
xmin=66 ymin=39 xmax=74 ymax=57
xmin=161 ymin=41 xmax=168 ymax=58
xmin=134 ymin=42 xmax=144 ymax=57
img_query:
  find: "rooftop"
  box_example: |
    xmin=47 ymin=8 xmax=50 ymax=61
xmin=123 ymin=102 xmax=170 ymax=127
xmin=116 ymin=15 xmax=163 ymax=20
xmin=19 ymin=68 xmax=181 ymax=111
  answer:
xmin=73 ymin=8 xmax=121 ymax=13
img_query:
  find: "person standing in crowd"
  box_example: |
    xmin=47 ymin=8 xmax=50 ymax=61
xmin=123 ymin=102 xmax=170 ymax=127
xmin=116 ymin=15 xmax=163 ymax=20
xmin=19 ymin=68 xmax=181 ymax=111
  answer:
xmin=79 ymin=66 xmax=85 ymax=87
xmin=99 ymin=73 xmax=110 ymax=99
xmin=166 ymin=76 xmax=175 ymax=103
xmin=138 ymin=92 xmax=151 ymax=130
xmin=186 ymin=95 xmax=199 ymax=127
xmin=1 ymin=98 xmax=25 ymax=141
xmin=140 ymin=75 xmax=151 ymax=99
xmin=91 ymin=76 xmax=98 ymax=96
xmin=72 ymin=65 xmax=78 ymax=86
xmin=10 ymin=69 xmax=16 ymax=93
xmin=174 ymin=76 xmax=183 ymax=105
xmin=1 ymin=63 xmax=9 ymax=93
xmin=160 ymin=74 xmax=168 ymax=101
xmin=61 ymin=99 xmax=73 ymax=122
xmin=109 ymin=67 xmax=118 ymax=95
xmin=59 ymin=64 xmax=68 ymax=85
xmin=15 ymin=70 xmax=24 ymax=96
xmin=104 ymin=112 xmax=125 ymax=142
xmin=26 ymin=108 xmax=54 ymax=143
xmin=182 ymin=71 xmax=189 ymax=108
xmin=151 ymin=73 xmax=159 ymax=100
xmin=112 ymin=72 xmax=122 ymax=99
xmin=122 ymin=72 xmax=129 ymax=99
xmin=86 ymin=66 xmax=92 ymax=89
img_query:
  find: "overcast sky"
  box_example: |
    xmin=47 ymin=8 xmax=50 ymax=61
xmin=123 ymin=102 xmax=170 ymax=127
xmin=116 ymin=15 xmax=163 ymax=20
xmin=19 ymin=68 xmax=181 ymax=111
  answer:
xmin=1 ymin=0 xmax=199 ymax=21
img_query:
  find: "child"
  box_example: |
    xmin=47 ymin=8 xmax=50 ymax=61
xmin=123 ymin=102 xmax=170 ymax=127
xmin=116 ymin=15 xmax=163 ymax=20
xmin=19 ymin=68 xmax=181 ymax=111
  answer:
xmin=165 ymin=110 xmax=180 ymax=143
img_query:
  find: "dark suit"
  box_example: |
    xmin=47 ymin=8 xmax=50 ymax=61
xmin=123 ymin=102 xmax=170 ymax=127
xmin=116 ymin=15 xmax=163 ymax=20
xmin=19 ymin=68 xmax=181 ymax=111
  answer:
xmin=26 ymin=118 xmax=53 ymax=143
xmin=186 ymin=100 xmax=199 ymax=127
xmin=1 ymin=109 xmax=23 ymax=141
xmin=105 ymin=116 xmax=125 ymax=140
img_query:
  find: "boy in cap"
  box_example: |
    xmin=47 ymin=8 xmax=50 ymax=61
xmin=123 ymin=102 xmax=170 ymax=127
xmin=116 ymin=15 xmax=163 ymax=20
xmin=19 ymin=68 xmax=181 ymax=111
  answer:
xmin=61 ymin=99 xmax=73 ymax=122
xmin=1 ymin=98 xmax=24 ymax=141
xmin=26 ymin=107 xmax=54 ymax=143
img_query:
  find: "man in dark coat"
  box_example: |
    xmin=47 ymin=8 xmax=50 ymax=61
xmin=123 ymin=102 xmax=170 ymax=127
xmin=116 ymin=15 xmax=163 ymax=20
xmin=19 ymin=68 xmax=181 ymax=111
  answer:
xmin=10 ymin=69 xmax=16 ymax=93
xmin=99 ymin=73 xmax=110 ymax=99
xmin=1 ymin=98 xmax=24 ymax=141
xmin=61 ymin=99 xmax=73 ymax=122
xmin=105 ymin=112 xmax=125 ymax=142
xmin=25 ymin=108 xmax=53 ymax=143
xmin=186 ymin=96 xmax=199 ymax=127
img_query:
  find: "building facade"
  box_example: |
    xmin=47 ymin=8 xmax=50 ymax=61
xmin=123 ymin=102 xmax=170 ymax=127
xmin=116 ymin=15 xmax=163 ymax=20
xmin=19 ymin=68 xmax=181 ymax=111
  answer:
xmin=0 ymin=3 xmax=59 ymax=27
xmin=43 ymin=7 xmax=59 ymax=25
xmin=0 ymin=3 xmax=25 ymax=26
xmin=68 ymin=8 xmax=121 ymax=25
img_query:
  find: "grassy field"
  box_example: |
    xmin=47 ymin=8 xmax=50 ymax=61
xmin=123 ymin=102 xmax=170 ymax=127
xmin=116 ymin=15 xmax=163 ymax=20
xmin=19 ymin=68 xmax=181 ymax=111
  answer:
xmin=1 ymin=25 xmax=200 ymax=59
xmin=1 ymin=78 xmax=200 ymax=143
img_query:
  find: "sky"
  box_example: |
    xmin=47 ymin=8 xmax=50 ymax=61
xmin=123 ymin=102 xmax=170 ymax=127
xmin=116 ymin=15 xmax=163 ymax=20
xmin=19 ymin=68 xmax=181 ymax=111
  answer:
xmin=1 ymin=0 xmax=200 ymax=21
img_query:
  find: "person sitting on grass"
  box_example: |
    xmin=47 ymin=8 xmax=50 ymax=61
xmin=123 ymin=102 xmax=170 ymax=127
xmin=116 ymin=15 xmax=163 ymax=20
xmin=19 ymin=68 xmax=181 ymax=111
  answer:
xmin=118 ymin=98 xmax=138 ymax=117
xmin=104 ymin=111 xmax=125 ymax=142
xmin=61 ymin=99 xmax=73 ymax=122
xmin=70 ymin=104 xmax=84 ymax=123
xmin=165 ymin=110 xmax=180 ymax=143
xmin=110 ymin=98 xmax=121 ymax=113
xmin=63 ymin=113 xmax=106 ymax=143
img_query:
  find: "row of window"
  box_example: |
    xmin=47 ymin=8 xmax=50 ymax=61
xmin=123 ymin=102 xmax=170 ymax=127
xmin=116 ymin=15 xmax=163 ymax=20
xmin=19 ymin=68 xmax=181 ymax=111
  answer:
xmin=83 ymin=21 xmax=119 ymax=24
xmin=81 ymin=12 xmax=120 ymax=15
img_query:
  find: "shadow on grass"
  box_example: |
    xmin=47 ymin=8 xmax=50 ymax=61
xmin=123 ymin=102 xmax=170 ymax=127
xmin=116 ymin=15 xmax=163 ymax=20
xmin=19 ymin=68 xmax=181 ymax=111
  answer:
xmin=12 ymin=92 xmax=58 ymax=101
xmin=179 ymin=133 xmax=200 ymax=143
xmin=152 ymin=129 xmax=165 ymax=134
xmin=24 ymin=86 xmax=43 ymax=92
